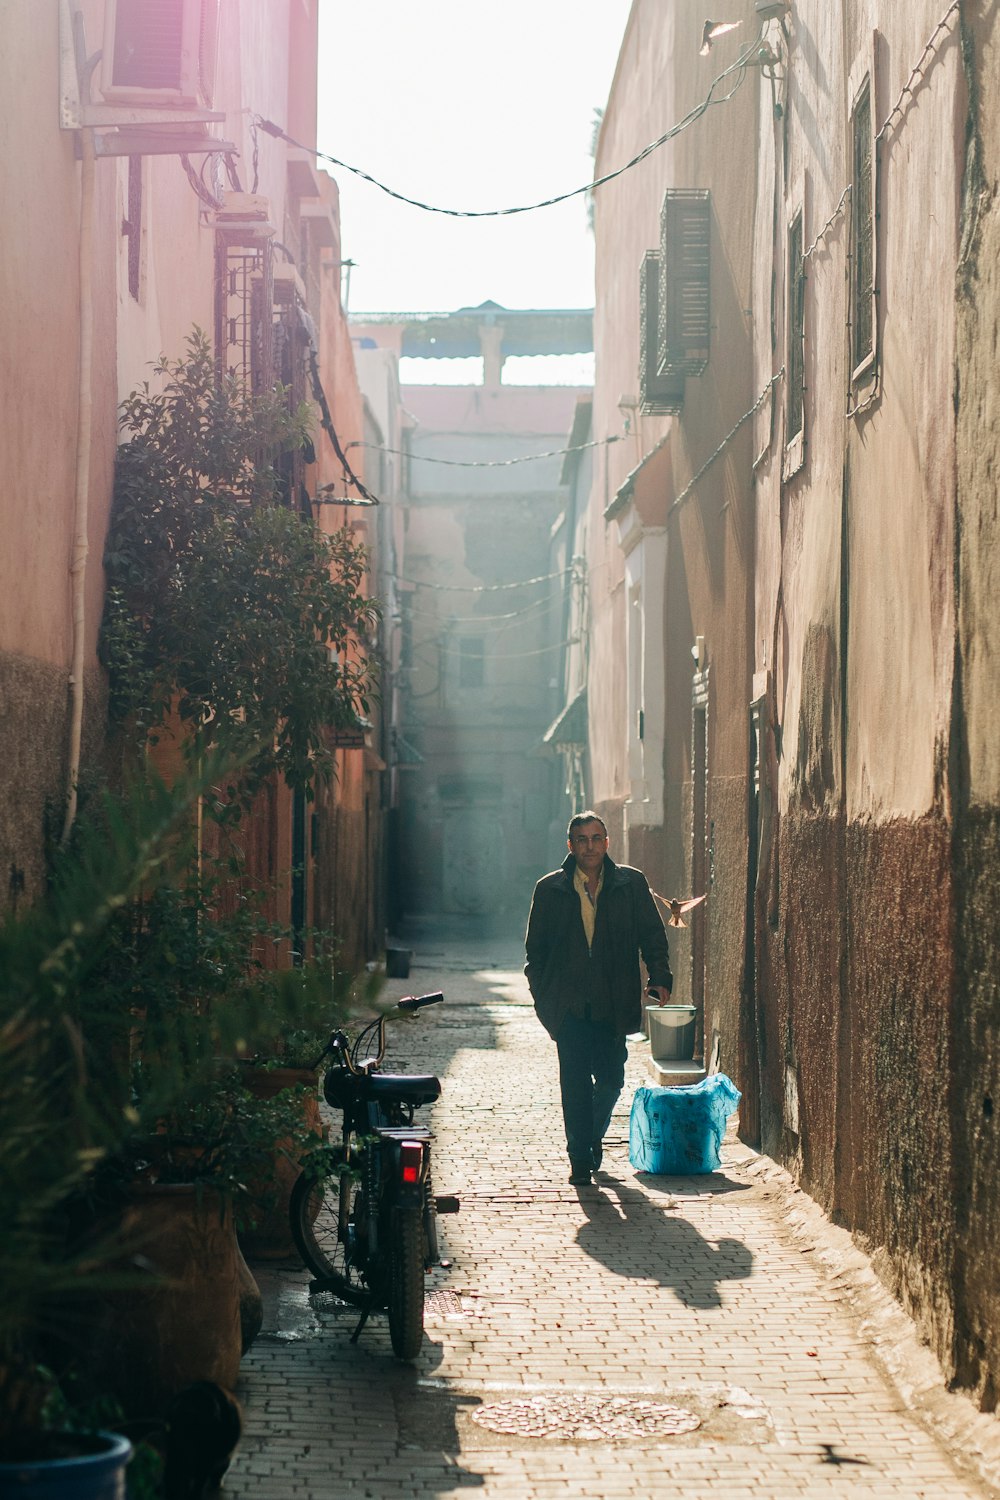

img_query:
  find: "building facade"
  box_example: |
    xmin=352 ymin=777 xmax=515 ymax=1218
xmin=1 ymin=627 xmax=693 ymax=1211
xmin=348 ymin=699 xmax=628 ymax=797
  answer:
xmin=586 ymin=0 xmax=1000 ymax=1402
xmin=351 ymin=306 xmax=590 ymax=926
xmin=0 ymin=0 xmax=378 ymax=968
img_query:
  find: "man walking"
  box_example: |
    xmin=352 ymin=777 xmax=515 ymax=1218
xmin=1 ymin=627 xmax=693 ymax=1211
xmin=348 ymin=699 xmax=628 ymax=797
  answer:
xmin=524 ymin=812 xmax=673 ymax=1185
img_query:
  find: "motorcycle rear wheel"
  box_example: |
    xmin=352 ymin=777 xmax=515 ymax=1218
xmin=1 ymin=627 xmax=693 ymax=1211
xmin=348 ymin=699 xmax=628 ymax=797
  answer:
xmin=289 ymin=1155 xmax=370 ymax=1306
xmin=388 ymin=1206 xmax=425 ymax=1361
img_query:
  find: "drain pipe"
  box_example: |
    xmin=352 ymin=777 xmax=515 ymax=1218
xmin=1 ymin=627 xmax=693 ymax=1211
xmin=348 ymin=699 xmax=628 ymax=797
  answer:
xmin=61 ymin=125 xmax=96 ymax=844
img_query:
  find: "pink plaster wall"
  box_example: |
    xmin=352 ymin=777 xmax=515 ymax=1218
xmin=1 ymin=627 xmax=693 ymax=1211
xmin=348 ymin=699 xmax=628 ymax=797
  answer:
xmin=0 ymin=0 xmax=338 ymax=914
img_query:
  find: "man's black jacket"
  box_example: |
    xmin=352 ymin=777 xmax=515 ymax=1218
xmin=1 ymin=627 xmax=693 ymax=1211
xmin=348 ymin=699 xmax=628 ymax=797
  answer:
xmin=524 ymin=852 xmax=673 ymax=1039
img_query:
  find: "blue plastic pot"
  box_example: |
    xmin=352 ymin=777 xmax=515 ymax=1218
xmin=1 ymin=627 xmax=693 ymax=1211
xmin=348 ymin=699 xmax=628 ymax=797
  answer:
xmin=0 ymin=1432 xmax=131 ymax=1499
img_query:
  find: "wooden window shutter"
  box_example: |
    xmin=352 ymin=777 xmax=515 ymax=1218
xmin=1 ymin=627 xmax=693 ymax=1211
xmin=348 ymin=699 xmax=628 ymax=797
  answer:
xmin=639 ymin=252 xmax=685 ymax=415
xmin=658 ymin=190 xmax=711 ymax=377
xmin=851 ymin=78 xmax=875 ymax=377
xmin=110 ymin=0 xmax=186 ymax=90
xmin=103 ymin=0 xmax=220 ymax=107
xmin=787 ymin=212 xmax=805 ymax=441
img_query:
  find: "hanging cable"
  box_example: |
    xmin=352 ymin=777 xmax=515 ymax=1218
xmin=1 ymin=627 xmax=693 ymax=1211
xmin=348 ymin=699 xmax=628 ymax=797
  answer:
xmin=305 ymin=346 xmax=379 ymax=504
xmin=250 ymin=115 xmax=261 ymax=195
xmin=180 ymin=153 xmax=223 ymax=210
xmin=403 ymin=592 xmax=562 ymax=627
xmin=803 ymin=185 xmax=852 ymax=262
xmin=223 ymin=152 xmax=243 ymax=193
xmin=876 ymin=0 xmax=960 ymax=145
xmin=409 ymin=634 xmax=582 ymax=664
xmin=346 ymin=435 xmax=618 ymax=468
xmin=253 ymin=30 xmax=764 ymax=221
xmin=668 ymin=369 xmax=784 ymax=518
xmin=390 ymin=567 xmax=571 ymax=593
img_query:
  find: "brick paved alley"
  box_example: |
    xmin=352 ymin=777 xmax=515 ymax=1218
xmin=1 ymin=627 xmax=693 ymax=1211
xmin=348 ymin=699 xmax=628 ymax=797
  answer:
xmin=227 ymin=931 xmax=992 ymax=1500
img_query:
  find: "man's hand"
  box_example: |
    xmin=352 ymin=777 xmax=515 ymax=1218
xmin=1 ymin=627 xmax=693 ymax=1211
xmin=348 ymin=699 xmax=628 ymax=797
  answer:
xmin=647 ymin=985 xmax=672 ymax=1007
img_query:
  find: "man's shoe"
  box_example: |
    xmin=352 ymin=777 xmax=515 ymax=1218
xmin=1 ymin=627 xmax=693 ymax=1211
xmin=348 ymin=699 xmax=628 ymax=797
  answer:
xmin=591 ymin=1142 xmax=603 ymax=1172
xmin=569 ymin=1163 xmax=593 ymax=1186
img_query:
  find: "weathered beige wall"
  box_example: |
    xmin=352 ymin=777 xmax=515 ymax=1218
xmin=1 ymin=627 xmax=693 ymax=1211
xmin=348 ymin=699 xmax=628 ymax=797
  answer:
xmin=590 ymin=0 xmax=758 ymax=1081
xmin=353 ymin=362 xmax=581 ymax=919
xmin=749 ymin=0 xmax=998 ymax=1398
xmin=0 ymin=1 xmax=117 ymax=900
xmin=952 ymin=4 xmax=1000 ymax=1412
xmin=0 ymin=1 xmax=344 ymax=917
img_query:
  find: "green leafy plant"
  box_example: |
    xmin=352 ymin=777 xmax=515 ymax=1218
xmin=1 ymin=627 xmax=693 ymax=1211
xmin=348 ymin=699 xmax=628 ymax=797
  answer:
xmin=0 ymin=761 xmax=347 ymax=1458
xmin=116 ymin=1072 xmax=322 ymax=1228
xmin=101 ymin=329 xmax=379 ymax=800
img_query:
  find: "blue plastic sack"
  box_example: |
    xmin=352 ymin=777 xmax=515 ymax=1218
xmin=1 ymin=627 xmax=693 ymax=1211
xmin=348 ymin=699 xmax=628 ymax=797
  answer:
xmin=628 ymin=1073 xmax=742 ymax=1174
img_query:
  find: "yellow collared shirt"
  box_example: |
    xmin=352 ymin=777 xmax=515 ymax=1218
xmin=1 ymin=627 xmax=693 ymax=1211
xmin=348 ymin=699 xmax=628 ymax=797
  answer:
xmin=573 ymin=862 xmax=604 ymax=950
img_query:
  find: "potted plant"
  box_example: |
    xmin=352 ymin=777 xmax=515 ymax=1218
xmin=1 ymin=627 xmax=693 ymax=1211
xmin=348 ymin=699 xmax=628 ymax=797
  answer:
xmin=234 ymin=962 xmax=379 ymax=1259
xmin=0 ymin=764 xmax=336 ymax=1477
xmin=0 ymin=768 xmax=211 ymax=1486
xmin=84 ymin=1069 xmax=323 ymax=1416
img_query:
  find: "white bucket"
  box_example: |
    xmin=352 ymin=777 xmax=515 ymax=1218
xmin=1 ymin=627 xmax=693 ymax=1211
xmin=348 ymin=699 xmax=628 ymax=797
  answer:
xmin=646 ymin=1004 xmax=697 ymax=1062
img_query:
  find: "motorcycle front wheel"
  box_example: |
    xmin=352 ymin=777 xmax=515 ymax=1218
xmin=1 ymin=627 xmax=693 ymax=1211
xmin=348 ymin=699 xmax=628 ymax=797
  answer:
xmin=387 ymin=1206 xmax=425 ymax=1361
xmin=289 ymin=1154 xmax=370 ymax=1307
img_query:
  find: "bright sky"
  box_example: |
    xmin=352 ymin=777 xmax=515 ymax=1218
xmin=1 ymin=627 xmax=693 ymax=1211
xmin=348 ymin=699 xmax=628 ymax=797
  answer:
xmin=316 ymin=1 xmax=633 ymax=318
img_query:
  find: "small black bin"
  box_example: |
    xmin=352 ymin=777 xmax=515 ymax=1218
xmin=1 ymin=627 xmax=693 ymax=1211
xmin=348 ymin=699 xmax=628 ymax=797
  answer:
xmin=385 ymin=947 xmax=412 ymax=979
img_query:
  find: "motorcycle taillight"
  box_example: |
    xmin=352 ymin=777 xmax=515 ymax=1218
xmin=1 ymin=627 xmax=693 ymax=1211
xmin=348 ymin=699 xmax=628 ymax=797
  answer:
xmin=399 ymin=1140 xmax=423 ymax=1184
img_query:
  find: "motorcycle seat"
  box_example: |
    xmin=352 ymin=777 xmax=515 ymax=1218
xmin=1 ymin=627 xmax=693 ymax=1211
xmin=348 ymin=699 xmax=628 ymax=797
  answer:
xmin=368 ymin=1073 xmax=441 ymax=1106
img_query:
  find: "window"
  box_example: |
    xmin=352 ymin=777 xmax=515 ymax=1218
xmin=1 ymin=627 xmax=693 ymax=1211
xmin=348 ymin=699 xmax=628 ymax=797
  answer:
xmin=639 ymin=252 xmax=684 ymax=415
xmin=458 ymin=637 xmax=485 ymax=689
xmin=851 ymin=75 xmax=876 ymax=380
xmin=213 ymin=233 xmax=274 ymax=389
xmin=658 ymin=190 xmax=711 ymax=377
xmin=102 ymin=0 xmax=221 ymax=109
xmin=785 ymin=208 xmax=805 ymax=474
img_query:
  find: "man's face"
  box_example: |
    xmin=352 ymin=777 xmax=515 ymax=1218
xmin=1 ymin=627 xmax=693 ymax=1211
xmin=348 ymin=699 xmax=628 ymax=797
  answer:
xmin=568 ymin=820 xmax=609 ymax=875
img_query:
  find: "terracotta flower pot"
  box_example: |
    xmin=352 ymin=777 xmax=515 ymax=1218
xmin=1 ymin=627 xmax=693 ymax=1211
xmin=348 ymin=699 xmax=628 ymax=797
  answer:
xmin=238 ymin=1067 xmax=322 ymax=1260
xmin=90 ymin=1185 xmax=242 ymax=1420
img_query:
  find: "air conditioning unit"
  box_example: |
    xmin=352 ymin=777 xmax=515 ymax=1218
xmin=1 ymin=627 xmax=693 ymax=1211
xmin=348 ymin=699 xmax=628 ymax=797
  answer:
xmin=658 ymin=190 xmax=712 ymax=378
xmin=100 ymin=0 xmax=221 ymax=109
xmin=639 ymin=252 xmax=685 ymax=415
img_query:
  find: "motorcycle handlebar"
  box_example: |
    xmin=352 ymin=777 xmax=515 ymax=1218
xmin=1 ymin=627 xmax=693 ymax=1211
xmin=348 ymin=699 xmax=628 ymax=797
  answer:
xmin=397 ymin=991 xmax=444 ymax=1012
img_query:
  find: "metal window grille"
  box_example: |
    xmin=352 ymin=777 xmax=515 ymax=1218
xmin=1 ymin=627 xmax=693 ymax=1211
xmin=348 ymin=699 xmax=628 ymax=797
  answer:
xmin=787 ymin=213 xmax=805 ymax=440
xmin=658 ymin=190 xmax=711 ymax=377
xmin=852 ymin=80 xmax=874 ymax=372
xmin=273 ymin=303 xmax=308 ymax=508
xmin=639 ymin=252 xmax=685 ymax=415
xmin=214 ymin=237 xmax=274 ymax=391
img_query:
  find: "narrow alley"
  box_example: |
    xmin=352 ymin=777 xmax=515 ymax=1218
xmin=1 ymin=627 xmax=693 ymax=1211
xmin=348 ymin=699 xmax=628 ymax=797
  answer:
xmin=228 ymin=926 xmax=989 ymax=1500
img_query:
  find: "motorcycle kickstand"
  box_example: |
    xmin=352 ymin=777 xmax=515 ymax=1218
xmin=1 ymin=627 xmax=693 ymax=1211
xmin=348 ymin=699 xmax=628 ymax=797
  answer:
xmin=350 ymin=1297 xmax=375 ymax=1344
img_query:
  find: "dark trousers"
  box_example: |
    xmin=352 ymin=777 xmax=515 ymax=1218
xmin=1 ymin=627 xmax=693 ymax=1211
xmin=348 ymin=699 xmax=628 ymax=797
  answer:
xmin=555 ymin=1014 xmax=627 ymax=1167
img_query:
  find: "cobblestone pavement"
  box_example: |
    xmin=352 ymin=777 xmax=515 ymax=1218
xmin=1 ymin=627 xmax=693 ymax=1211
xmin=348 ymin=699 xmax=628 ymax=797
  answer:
xmin=228 ymin=928 xmax=990 ymax=1499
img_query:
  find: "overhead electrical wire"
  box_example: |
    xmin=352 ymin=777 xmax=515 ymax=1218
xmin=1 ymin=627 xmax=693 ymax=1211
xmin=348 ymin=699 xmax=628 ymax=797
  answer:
xmin=666 ymin=1 xmax=961 ymax=500
xmin=347 ymin=436 xmax=618 ymax=469
xmin=402 ymin=591 xmax=563 ymax=625
xmin=407 ymin=634 xmax=581 ymax=664
xmin=252 ymin=28 xmax=764 ymax=221
xmin=390 ymin=567 xmax=573 ymax=594
xmin=669 ymin=368 xmax=784 ymax=518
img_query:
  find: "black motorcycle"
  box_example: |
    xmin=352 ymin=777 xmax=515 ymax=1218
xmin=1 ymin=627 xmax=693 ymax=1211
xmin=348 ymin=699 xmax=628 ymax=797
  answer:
xmin=288 ymin=992 xmax=459 ymax=1360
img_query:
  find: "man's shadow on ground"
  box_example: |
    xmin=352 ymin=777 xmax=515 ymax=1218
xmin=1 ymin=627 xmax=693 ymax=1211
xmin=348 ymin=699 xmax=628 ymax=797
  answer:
xmin=574 ymin=1173 xmax=753 ymax=1310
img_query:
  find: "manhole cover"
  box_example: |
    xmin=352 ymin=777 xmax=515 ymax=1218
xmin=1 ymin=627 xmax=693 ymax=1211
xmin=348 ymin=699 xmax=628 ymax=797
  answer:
xmin=424 ymin=1290 xmax=467 ymax=1317
xmin=471 ymin=1394 xmax=701 ymax=1442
